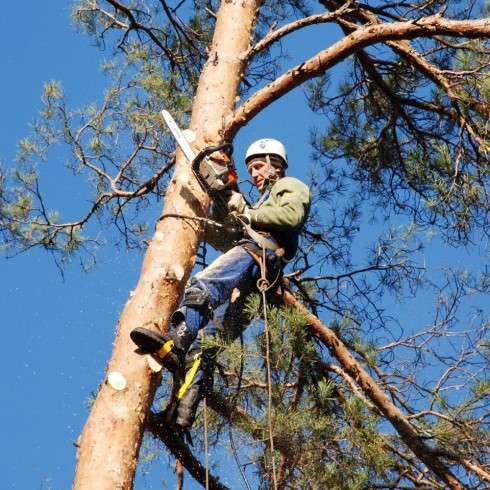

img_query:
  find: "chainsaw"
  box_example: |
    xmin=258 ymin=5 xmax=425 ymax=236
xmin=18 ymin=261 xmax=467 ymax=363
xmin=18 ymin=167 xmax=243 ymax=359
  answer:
xmin=161 ymin=110 xmax=238 ymax=198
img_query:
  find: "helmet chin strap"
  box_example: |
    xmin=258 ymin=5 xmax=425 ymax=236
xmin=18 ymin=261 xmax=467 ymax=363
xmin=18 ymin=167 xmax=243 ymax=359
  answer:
xmin=266 ymin=154 xmax=272 ymax=176
xmin=264 ymin=154 xmax=279 ymax=188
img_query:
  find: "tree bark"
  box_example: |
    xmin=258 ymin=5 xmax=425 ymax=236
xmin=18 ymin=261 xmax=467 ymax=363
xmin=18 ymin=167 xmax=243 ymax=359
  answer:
xmin=72 ymin=2 xmax=260 ymax=488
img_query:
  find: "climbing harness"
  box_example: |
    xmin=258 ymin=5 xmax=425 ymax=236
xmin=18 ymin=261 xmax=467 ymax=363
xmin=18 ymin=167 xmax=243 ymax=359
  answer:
xmin=237 ymin=215 xmax=284 ymax=256
xmin=158 ymin=203 xmax=284 ymax=261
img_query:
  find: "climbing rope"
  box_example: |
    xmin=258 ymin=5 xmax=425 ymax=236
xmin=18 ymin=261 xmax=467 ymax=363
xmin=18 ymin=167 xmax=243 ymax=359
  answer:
xmin=157 ymin=213 xmax=230 ymax=230
xmin=228 ymin=333 xmax=253 ymax=490
xmin=257 ymin=246 xmax=278 ymax=490
xmin=203 ymin=397 xmax=209 ymax=490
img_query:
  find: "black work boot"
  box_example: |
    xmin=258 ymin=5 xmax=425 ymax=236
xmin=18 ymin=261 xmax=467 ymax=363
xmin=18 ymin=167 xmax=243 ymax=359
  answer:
xmin=130 ymin=322 xmax=194 ymax=373
xmin=175 ymin=350 xmax=214 ymax=430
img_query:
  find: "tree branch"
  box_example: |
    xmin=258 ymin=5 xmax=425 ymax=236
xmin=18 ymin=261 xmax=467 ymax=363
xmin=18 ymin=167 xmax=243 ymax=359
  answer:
xmin=104 ymin=0 xmax=177 ymax=63
xmin=279 ymin=280 xmax=467 ymax=490
xmin=322 ymin=0 xmax=490 ymax=147
xmin=146 ymin=412 xmax=229 ymax=490
xmin=225 ymin=15 xmax=490 ymax=139
xmin=246 ymin=2 xmax=354 ymax=61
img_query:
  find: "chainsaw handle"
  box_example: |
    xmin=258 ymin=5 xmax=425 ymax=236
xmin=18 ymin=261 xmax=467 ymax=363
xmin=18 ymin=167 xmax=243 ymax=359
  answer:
xmin=192 ymin=142 xmax=234 ymax=170
xmin=192 ymin=141 xmax=239 ymax=194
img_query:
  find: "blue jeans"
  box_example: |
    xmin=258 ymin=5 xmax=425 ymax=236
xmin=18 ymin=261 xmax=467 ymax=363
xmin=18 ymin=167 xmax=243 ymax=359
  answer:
xmin=177 ymin=241 xmax=280 ymax=344
xmin=172 ymin=241 xmax=281 ymax=423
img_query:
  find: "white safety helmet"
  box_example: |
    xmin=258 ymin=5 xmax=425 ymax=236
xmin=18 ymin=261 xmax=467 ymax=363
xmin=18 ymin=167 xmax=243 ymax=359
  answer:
xmin=245 ymin=138 xmax=288 ymax=169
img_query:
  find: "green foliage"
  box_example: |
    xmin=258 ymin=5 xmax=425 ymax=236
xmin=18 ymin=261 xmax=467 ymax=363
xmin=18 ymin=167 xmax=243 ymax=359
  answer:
xmin=2 ymin=0 xmax=215 ymax=265
xmin=1 ymin=39 xmax=192 ymax=264
xmin=184 ymin=297 xmax=399 ymax=488
xmin=2 ymin=1 xmax=489 ymax=488
xmin=310 ymin=31 xmax=490 ymax=244
xmin=16 ymin=138 xmax=41 ymax=163
xmin=473 ymin=379 xmax=490 ymax=398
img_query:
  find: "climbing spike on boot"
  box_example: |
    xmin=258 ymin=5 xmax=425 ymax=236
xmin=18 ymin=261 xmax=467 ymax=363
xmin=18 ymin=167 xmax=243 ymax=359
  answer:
xmin=175 ymin=351 xmax=214 ymax=430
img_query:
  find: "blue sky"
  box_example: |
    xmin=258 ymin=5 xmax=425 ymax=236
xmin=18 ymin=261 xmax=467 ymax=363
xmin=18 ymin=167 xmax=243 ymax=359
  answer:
xmin=0 ymin=2 xmax=332 ymax=488
xmin=1 ymin=2 xmax=488 ymax=489
xmin=1 ymin=2 xmax=154 ymax=488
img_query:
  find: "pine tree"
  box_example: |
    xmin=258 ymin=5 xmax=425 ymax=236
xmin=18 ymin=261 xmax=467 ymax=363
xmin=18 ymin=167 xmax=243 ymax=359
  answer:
xmin=1 ymin=1 xmax=489 ymax=489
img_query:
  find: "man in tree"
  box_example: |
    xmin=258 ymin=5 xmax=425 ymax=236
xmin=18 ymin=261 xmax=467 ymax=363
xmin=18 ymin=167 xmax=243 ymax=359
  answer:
xmin=130 ymin=138 xmax=311 ymax=430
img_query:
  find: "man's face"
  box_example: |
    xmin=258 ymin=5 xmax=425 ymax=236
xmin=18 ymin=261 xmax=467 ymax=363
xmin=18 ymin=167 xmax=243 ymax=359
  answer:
xmin=247 ymin=157 xmax=283 ymax=191
xmin=248 ymin=159 xmax=269 ymax=191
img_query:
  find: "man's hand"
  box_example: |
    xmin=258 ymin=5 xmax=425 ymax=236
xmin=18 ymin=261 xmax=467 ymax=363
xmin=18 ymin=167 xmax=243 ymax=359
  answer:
xmin=226 ymin=191 xmax=248 ymax=214
xmin=229 ymin=210 xmax=252 ymax=227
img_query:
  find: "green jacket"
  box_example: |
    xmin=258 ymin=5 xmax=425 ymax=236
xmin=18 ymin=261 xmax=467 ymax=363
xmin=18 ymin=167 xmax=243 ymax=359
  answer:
xmin=205 ymin=176 xmax=311 ymax=255
xmin=249 ymin=176 xmax=311 ymax=232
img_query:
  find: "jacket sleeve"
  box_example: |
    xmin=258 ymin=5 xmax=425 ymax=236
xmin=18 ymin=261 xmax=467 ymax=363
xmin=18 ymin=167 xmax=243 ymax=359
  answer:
xmin=249 ymin=177 xmax=311 ymax=231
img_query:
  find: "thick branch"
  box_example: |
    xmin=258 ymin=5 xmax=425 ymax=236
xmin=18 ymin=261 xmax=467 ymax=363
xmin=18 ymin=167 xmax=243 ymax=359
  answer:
xmin=225 ymin=15 xmax=490 ymax=138
xmin=279 ymin=282 xmax=465 ymax=490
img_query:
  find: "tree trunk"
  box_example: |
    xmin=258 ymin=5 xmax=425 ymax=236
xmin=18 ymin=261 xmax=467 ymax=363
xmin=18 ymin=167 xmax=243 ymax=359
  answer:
xmin=72 ymin=2 xmax=260 ymax=488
